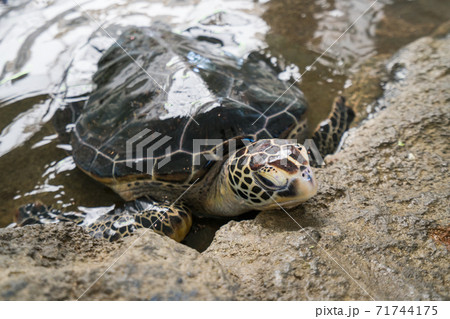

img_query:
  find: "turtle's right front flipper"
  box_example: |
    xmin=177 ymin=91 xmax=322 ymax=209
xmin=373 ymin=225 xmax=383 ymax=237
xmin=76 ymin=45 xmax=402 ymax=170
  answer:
xmin=86 ymin=198 xmax=192 ymax=242
xmin=16 ymin=202 xmax=85 ymax=226
xmin=16 ymin=198 xmax=192 ymax=242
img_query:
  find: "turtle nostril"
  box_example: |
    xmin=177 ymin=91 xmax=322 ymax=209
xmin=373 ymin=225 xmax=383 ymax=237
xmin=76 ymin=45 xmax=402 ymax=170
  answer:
xmin=303 ymin=173 xmax=311 ymax=182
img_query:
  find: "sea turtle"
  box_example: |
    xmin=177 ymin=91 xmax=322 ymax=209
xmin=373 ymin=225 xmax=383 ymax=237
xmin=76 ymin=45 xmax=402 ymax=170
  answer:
xmin=16 ymin=24 xmax=354 ymax=242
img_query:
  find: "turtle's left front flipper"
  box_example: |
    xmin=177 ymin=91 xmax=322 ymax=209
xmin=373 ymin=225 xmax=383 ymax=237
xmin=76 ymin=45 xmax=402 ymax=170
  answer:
xmin=312 ymin=96 xmax=355 ymax=157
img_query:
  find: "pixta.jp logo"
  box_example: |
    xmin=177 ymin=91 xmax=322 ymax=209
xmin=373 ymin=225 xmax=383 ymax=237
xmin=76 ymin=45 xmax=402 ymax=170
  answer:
xmin=126 ymin=129 xmax=325 ymax=175
xmin=126 ymin=128 xmax=172 ymax=175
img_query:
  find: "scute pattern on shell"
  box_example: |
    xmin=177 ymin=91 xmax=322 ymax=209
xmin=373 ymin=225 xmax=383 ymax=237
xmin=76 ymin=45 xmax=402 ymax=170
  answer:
xmin=72 ymin=25 xmax=308 ymax=185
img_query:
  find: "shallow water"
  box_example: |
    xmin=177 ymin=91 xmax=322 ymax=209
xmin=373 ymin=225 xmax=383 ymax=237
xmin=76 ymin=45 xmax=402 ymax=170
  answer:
xmin=0 ymin=0 xmax=448 ymax=250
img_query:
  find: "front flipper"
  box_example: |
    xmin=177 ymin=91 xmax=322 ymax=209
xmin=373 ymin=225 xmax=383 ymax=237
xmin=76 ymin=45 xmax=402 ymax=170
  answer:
xmin=86 ymin=198 xmax=192 ymax=242
xmin=312 ymin=96 xmax=355 ymax=157
xmin=16 ymin=201 xmax=85 ymax=226
xmin=16 ymin=198 xmax=192 ymax=242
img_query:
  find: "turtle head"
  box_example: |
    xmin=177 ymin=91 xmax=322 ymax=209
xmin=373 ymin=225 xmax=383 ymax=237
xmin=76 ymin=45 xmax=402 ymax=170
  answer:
xmin=205 ymin=139 xmax=317 ymax=216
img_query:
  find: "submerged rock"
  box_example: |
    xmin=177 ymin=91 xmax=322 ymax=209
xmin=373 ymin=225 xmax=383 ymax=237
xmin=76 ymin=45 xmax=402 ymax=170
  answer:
xmin=0 ymin=33 xmax=448 ymax=300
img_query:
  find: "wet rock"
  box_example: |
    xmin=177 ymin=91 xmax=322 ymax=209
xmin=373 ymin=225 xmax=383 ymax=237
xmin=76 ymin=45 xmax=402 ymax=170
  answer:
xmin=204 ymin=34 xmax=450 ymax=300
xmin=343 ymin=53 xmax=390 ymax=124
xmin=0 ymin=224 xmax=238 ymax=300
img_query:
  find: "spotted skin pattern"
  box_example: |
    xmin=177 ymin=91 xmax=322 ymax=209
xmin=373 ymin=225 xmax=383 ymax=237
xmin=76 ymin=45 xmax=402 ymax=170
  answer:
xmin=226 ymin=139 xmax=311 ymax=207
xmin=16 ymin=199 xmax=192 ymax=242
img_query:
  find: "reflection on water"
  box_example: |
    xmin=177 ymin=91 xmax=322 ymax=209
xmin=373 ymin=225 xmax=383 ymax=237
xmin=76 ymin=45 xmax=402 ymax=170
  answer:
xmin=0 ymin=0 xmax=269 ymax=231
xmin=0 ymin=0 xmax=448 ymax=250
xmin=263 ymin=0 xmax=449 ymax=129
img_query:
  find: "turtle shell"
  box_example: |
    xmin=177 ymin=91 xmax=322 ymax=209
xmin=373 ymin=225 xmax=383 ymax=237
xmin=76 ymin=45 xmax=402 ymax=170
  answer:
xmin=72 ymin=25 xmax=308 ymax=184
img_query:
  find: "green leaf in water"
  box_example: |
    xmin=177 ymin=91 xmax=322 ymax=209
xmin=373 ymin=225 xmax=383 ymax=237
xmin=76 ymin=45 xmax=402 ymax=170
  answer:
xmin=0 ymin=70 xmax=30 ymax=85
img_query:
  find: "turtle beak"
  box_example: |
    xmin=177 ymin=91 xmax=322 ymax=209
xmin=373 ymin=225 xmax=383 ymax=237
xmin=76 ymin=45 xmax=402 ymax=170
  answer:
xmin=273 ymin=164 xmax=317 ymax=207
xmin=295 ymin=165 xmax=317 ymax=198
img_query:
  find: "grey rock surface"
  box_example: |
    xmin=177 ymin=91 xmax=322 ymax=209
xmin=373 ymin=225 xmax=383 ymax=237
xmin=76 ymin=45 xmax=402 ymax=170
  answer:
xmin=0 ymin=224 xmax=238 ymax=300
xmin=204 ymin=34 xmax=450 ymax=300
xmin=0 ymin=34 xmax=448 ymax=300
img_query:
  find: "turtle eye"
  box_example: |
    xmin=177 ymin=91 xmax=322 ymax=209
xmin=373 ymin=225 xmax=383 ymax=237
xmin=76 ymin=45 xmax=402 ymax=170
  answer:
xmin=253 ymin=171 xmax=288 ymax=191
